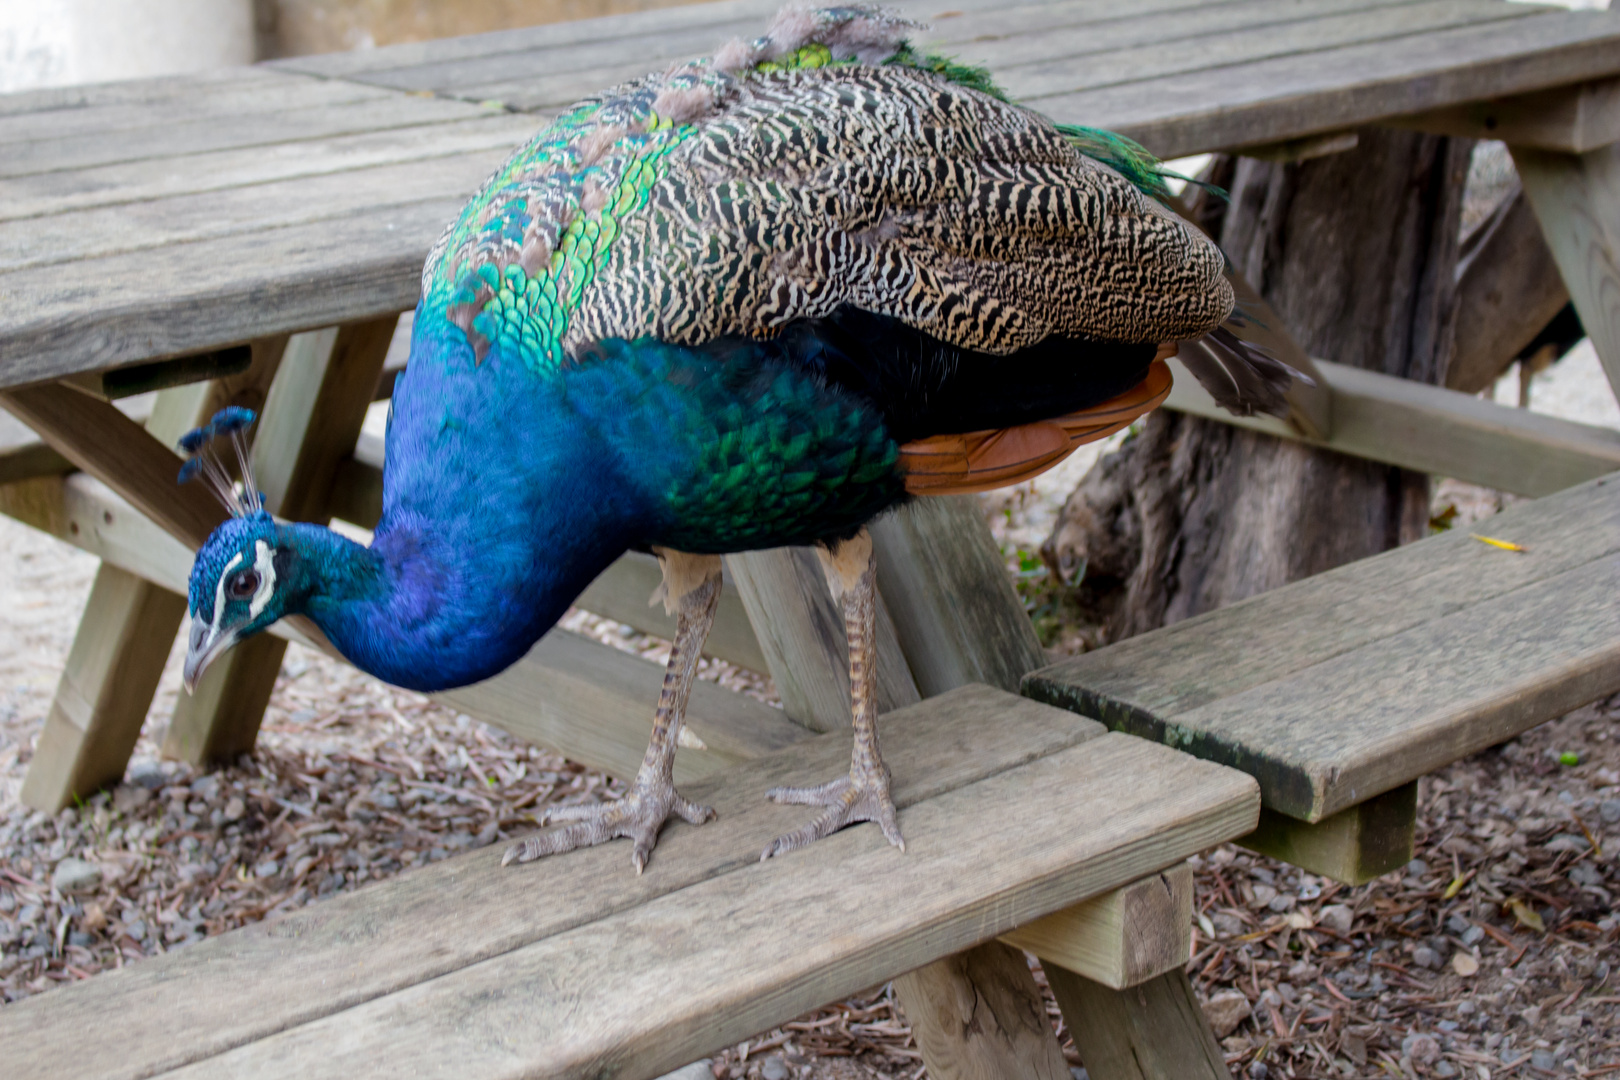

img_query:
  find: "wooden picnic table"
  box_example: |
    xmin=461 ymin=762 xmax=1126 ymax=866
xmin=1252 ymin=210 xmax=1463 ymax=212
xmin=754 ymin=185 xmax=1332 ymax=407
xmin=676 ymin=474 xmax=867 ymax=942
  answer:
xmin=3 ymin=0 xmax=1620 ymax=1077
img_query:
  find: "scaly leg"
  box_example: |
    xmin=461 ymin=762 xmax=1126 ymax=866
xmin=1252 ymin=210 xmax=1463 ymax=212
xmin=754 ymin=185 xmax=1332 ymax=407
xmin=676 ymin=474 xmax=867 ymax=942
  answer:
xmin=502 ymin=549 xmax=721 ymax=873
xmin=762 ymin=528 xmax=905 ymax=860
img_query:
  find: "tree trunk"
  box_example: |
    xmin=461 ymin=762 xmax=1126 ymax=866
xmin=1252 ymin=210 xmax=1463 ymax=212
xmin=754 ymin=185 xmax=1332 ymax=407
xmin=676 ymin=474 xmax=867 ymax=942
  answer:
xmin=1043 ymin=128 xmax=1473 ymax=639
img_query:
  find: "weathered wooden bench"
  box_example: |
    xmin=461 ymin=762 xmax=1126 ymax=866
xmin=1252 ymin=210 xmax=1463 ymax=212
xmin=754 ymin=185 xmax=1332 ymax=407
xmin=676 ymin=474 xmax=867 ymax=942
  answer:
xmin=1026 ymin=473 xmax=1620 ymax=884
xmin=0 ymin=685 xmax=1260 ymax=1080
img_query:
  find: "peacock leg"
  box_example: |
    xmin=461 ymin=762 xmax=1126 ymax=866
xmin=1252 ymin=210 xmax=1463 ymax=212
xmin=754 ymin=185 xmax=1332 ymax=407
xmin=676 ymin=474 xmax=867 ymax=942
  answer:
xmin=501 ymin=550 xmax=721 ymax=874
xmin=761 ymin=528 xmax=905 ymax=860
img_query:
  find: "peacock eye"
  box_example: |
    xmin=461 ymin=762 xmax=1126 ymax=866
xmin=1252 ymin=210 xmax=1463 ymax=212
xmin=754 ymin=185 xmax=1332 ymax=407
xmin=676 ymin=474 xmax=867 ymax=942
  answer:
xmin=227 ymin=570 xmax=260 ymax=600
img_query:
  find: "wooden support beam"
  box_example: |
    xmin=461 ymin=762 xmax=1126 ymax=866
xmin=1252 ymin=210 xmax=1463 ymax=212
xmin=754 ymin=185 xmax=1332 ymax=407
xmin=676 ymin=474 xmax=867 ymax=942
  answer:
xmin=1449 ymin=185 xmax=1572 ymax=394
xmin=869 ymin=496 xmax=1044 ymax=696
xmin=1238 ymin=781 xmax=1416 ymax=886
xmin=17 ymin=566 xmax=186 ymax=812
xmin=1164 ymin=356 xmax=1620 ymax=496
xmin=1514 ymin=141 xmax=1620 ymax=402
xmin=1002 ymin=863 xmax=1194 ymax=991
xmin=894 ymin=941 xmax=1072 ymax=1080
xmin=1046 ymin=966 xmax=1232 ymax=1080
xmin=724 ymin=545 xmax=919 ymax=732
xmin=60 ymin=345 xmax=254 ymax=401
xmin=165 ymin=319 xmax=394 ymax=765
xmin=1394 ymin=77 xmax=1620 ymax=154
xmin=1234 ymin=130 xmax=1359 ymax=164
xmin=0 ymin=381 xmax=225 ymax=548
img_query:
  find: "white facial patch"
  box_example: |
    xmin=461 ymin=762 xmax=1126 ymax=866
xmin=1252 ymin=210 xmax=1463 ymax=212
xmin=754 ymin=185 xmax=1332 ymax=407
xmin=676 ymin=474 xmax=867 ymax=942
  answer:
xmin=248 ymin=539 xmax=277 ymax=619
xmin=211 ymin=551 xmax=244 ymax=638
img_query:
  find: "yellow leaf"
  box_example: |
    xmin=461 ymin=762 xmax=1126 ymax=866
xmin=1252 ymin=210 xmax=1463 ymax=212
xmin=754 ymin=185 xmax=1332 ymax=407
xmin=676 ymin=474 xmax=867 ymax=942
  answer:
xmin=1451 ymin=951 xmax=1480 ymax=977
xmin=1442 ymin=873 xmax=1469 ymax=900
xmin=1470 ymin=533 xmax=1527 ymax=553
xmin=1507 ymin=898 xmax=1545 ymax=933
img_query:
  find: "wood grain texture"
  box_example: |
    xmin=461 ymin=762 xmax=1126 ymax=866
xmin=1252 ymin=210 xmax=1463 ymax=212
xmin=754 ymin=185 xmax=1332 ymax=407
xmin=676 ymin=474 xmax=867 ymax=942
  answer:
xmin=868 ymin=496 xmax=1045 ymax=697
xmin=725 ymin=545 xmax=920 ymax=731
xmin=139 ymin=735 xmax=1255 ymax=1080
xmin=1048 ymin=967 xmax=1233 ymax=1080
xmin=1238 ymin=782 xmax=1416 ymax=885
xmin=1449 ymin=185 xmax=1572 ymax=394
xmin=1035 ymin=9 xmax=1620 ymax=158
xmin=1515 ymin=141 xmax=1620 ymax=399
xmin=1026 ymin=476 xmax=1620 ymax=822
xmin=894 ymin=941 xmax=1072 ymax=1080
xmin=16 ymin=566 xmax=186 ymax=812
xmin=0 ymin=384 xmax=224 ymax=547
xmin=1395 ymin=76 xmax=1620 ymax=153
xmin=0 ymin=687 xmax=1119 ymax=1080
xmin=1164 ymin=356 xmax=1620 ymax=497
xmin=1001 ymin=863 xmax=1193 ymax=990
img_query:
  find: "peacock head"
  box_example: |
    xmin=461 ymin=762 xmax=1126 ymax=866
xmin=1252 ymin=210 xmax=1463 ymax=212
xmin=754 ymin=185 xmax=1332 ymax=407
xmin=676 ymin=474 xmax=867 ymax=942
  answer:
xmin=183 ymin=512 xmax=298 ymax=691
xmin=175 ymin=408 xmax=315 ymax=692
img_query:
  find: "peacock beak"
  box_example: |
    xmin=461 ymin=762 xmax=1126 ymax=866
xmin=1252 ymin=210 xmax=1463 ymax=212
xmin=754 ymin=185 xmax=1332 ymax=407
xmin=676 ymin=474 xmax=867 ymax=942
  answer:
xmin=183 ymin=615 xmax=237 ymax=694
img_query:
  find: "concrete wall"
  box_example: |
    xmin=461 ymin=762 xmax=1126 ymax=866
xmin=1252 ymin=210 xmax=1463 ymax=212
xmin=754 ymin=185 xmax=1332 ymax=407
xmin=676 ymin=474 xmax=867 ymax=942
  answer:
xmin=0 ymin=0 xmax=256 ymax=93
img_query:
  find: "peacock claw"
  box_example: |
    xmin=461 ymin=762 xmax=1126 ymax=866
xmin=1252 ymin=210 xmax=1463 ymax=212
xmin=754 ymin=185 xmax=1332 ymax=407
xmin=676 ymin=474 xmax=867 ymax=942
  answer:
xmin=760 ymin=770 xmax=905 ymax=861
xmin=501 ymin=783 xmax=715 ymax=874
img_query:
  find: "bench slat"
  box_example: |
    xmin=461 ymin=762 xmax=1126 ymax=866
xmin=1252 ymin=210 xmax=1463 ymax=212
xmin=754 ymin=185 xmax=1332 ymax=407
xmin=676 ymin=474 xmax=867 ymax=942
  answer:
xmin=155 ymin=733 xmax=1255 ymax=1080
xmin=1026 ymin=475 xmax=1620 ymax=822
xmin=0 ymin=686 xmax=1119 ymax=1080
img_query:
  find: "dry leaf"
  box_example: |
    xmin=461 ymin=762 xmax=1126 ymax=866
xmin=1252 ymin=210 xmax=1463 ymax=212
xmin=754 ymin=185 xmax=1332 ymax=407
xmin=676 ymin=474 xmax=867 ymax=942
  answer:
xmin=1451 ymin=951 xmax=1479 ymax=977
xmin=1506 ymin=898 xmax=1545 ymax=933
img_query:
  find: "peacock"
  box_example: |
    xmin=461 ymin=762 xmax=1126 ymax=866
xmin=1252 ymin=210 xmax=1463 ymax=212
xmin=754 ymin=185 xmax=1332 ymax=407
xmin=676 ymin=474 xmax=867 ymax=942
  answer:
xmin=179 ymin=5 xmax=1301 ymax=872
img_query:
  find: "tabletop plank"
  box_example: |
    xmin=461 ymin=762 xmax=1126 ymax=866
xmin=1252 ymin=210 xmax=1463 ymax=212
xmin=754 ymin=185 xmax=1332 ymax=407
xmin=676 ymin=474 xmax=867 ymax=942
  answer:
xmin=1035 ymin=7 xmax=1620 ymax=156
xmin=0 ymin=69 xmax=391 ymax=146
xmin=2 ymin=93 xmax=496 ymax=180
xmin=1025 ymin=474 xmax=1620 ymax=821
xmin=996 ymin=0 xmax=1540 ymax=104
xmin=0 ymin=111 xmax=530 ymax=222
xmin=0 ymin=152 xmax=512 ymax=274
xmin=0 ymin=686 xmax=1110 ymax=1080
xmin=0 ymin=200 xmax=460 ymax=385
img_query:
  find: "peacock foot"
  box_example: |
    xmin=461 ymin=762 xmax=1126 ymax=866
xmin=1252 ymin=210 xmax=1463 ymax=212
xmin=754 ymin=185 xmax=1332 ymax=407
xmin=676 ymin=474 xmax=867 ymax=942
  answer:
xmin=501 ymin=780 xmax=715 ymax=874
xmin=760 ymin=768 xmax=904 ymax=861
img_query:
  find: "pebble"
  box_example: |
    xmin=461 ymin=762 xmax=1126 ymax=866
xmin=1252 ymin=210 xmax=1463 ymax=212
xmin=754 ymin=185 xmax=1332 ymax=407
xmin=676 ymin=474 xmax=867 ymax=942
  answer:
xmin=1402 ymin=1034 xmax=1440 ymax=1067
xmin=1070 ymin=1069 xmax=1089 ymax=1080
xmin=652 ymin=1062 xmax=713 ymax=1080
xmin=1212 ymin=912 xmax=1245 ymax=937
xmin=254 ymin=860 xmax=279 ymax=879
xmin=1457 ymin=1001 xmax=1476 ymax=1016
xmin=1406 ymin=858 xmax=1429 ymax=876
xmin=1412 ymin=946 xmax=1440 ymax=969
xmin=50 ymin=857 xmax=102 ymax=894
xmin=1600 ymin=799 xmax=1620 ymax=825
xmin=1203 ymin=989 xmax=1252 ymax=1037
xmin=128 ymin=761 xmax=167 ymax=790
xmin=1317 ymin=903 xmax=1354 ymax=933
xmin=759 ymin=1055 xmax=789 ymax=1080
xmin=1248 ymin=1063 xmax=1268 ymax=1080
xmin=1462 ymin=925 xmax=1484 ymax=945
xmin=1532 ymin=1049 xmax=1557 ymax=1070
xmin=1434 ymin=1062 xmax=1457 ymax=1078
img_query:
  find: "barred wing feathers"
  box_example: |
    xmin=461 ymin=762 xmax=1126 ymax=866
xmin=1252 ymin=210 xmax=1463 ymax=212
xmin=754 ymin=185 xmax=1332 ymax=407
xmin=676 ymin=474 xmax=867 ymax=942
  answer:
xmin=422 ymin=5 xmax=1291 ymax=418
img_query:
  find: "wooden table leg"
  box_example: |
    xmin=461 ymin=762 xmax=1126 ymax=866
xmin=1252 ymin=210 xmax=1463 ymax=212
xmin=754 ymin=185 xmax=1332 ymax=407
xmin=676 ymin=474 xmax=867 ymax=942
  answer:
xmin=14 ymin=338 xmax=289 ymax=810
xmin=165 ymin=318 xmax=394 ymax=764
xmin=1512 ymin=141 xmax=1620 ymax=400
xmin=1046 ymin=966 xmax=1232 ymax=1080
